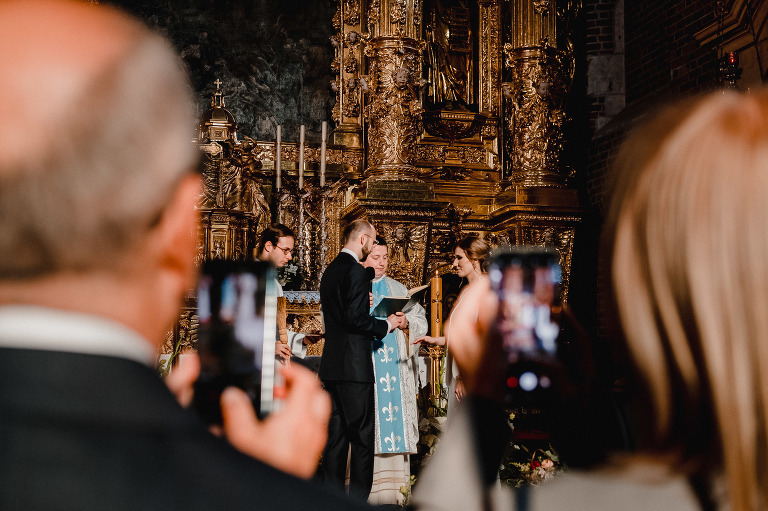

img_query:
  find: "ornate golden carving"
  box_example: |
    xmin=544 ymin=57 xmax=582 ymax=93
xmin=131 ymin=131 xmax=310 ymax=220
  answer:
xmin=161 ymin=308 xmax=198 ymax=357
xmin=343 ymin=77 xmax=362 ymax=118
xmin=364 ymin=37 xmax=424 ymax=180
xmin=332 ymin=4 xmax=342 ymax=29
xmin=508 ymin=0 xmax=557 ymax=49
xmin=367 ymin=0 xmax=421 ymax=38
xmin=197 ymin=89 xmax=267 ymax=266
xmin=480 ymin=122 xmax=498 ymax=138
xmin=533 ymin=0 xmax=550 ymax=15
xmin=332 ymin=1 xmax=365 ymax=142
xmin=390 ymin=0 xmax=407 ymax=30
xmin=277 ymin=182 xmax=348 ymax=289
xmin=377 ymin=222 xmax=428 ymax=289
xmin=367 ymin=0 xmax=381 ymax=30
xmin=503 ymin=46 xmax=572 ymax=187
xmin=199 ymin=209 xmax=255 ymax=262
xmin=343 ymin=0 xmax=361 ymax=25
xmin=422 ymin=108 xmax=486 ymax=142
xmin=344 ymin=55 xmax=359 ymax=74
xmin=478 ymin=0 xmax=502 ymax=117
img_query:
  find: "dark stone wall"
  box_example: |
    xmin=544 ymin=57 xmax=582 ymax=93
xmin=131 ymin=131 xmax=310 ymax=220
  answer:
xmin=107 ymin=0 xmax=334 ymax=143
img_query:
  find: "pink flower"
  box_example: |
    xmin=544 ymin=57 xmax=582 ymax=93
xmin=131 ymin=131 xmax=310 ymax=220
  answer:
xmin=541 ymin=459 xmax=554 ymax=470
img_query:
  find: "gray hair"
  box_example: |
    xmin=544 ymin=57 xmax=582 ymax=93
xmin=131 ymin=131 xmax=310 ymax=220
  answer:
xmin=0 ymin=22 xmax=197 ymax=279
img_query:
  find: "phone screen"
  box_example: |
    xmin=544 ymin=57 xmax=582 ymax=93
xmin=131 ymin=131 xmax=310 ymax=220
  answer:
xmin=193 ymin=260 xmax=279 ymax=424
xmin=488 ymin=247 xmax=563 ymax=411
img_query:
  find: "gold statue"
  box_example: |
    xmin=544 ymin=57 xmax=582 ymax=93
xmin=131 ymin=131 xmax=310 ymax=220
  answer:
xmin=424 ymin=0 xmax=473 ymax=106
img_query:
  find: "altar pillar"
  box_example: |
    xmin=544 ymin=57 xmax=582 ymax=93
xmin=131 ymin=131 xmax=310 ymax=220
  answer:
xmin=501 ymin=0 xmax=580 ymax=206
xmin=363 ymin=0 xmax=423 ymax=181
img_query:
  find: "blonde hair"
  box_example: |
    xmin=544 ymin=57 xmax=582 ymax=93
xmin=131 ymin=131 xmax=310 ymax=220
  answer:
xmin=608 ymin=91 xmax=768 ymax=509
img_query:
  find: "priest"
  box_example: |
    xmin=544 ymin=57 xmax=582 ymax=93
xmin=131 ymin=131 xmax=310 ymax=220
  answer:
xmin=363 ymin=235 xmax=428 ymax=505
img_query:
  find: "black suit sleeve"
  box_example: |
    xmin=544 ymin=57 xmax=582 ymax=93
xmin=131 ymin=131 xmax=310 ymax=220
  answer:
xmin=343 ymin=264 xmax=389 ymax=340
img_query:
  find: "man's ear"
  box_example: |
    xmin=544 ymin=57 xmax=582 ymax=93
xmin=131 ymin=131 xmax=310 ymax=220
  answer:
xmin=146 ymin=174 xmax=201 ymax=295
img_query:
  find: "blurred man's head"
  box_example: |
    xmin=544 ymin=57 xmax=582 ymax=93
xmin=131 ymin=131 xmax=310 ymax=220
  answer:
xmin=257 ymin=224 xmax=295 ymax=268
xmin=0 ymin=0 xmax=200 ymax=345
xmin=362 ymin=236 xmax=388 ymax=278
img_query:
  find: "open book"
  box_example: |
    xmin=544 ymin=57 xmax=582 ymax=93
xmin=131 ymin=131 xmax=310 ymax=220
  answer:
xmin=370 ymin=283 xmax=430 ymax=318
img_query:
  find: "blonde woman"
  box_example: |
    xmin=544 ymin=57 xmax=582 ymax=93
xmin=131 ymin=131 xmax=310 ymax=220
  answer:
xmin=415 ymin=235 xmax=490 ymax=406
xmin=516 ymin=91 xmax=768 ymax=510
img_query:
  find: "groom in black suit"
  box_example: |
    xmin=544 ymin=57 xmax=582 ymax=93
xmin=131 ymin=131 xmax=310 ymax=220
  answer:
xmin=319 ymin=219 xmax=407 ymax=501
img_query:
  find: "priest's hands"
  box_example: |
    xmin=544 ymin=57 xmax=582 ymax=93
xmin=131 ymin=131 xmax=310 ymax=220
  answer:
xmin=165 ymin=353 xmax=331 ymax=479
xmin=387 ymin=311 xmax=408 ymax=331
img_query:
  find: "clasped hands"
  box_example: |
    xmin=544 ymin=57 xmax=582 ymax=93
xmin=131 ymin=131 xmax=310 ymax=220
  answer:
xmin=369 ymin=292 xmax=409 ymax=331
xmin=387 ymin=311 xmax=408 ymax=331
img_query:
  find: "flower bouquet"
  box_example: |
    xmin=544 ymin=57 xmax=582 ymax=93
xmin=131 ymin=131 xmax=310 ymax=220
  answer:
xmin=500 ymin=443 xmax=560 ymax=487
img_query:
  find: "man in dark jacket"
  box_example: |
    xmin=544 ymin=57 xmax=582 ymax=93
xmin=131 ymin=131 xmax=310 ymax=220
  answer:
xmin=319 ymin=219 xmax=407 ymax=501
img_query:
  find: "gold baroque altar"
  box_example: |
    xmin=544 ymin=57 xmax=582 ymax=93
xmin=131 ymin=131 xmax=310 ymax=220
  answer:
xmin=168 ymin=0 xmax=584 ymax=358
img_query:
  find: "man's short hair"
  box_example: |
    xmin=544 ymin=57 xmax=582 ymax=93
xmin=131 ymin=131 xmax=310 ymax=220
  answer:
xmin=342 ymin=219 xmax=373 ymax=245
xmin=257 ymin=224 xmax=295 ymax=254
xmin=0 ymin=7 xmax=197 ymax=279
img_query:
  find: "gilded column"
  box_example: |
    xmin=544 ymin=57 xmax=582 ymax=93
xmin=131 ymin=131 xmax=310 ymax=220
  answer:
xmin=502 ymin=0 xmax=579 ymax=189
xmin=363 ymin=0 xmax=424 ymax=181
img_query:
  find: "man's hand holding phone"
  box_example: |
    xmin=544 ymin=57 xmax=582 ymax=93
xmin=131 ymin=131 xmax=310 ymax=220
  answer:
xmin=220 ymin=363 xmax=330 ymax=479
xmin=166 ymin=353 xmax=330 ymax=479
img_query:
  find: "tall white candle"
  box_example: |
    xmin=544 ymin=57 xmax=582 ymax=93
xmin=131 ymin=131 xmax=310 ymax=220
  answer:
xmin=275 ymin=125 xmax=282 ymax=191
xmin=298 ymin=124 xmax=305 ymax=189
xmin=320 ymin=121 xmax=327 ymax=187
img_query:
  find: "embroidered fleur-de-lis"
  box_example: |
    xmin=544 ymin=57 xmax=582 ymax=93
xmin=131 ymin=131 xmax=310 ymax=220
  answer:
xmin=381 ymin=402 xmax=399 ymax=422
xmin=384 ymin=432 xmax=402 ymax=452
xmin=378 ymin=345 xmax=394 ymax=363
xmin=379 ymin=372 xmax=396 ymax=392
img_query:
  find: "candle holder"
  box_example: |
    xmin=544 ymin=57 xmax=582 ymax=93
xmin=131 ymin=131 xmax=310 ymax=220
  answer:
xmin=274 ymin=174 xmax=349 ymax=290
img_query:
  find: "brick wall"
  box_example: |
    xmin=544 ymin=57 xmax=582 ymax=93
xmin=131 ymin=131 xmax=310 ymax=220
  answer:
xmin=579 ymin=0 xmax=721 ymax=381
xmin=583 ymin=0 xmax=624 ymax=133
xmin=625 ymin=0 xmax=718 ymax=103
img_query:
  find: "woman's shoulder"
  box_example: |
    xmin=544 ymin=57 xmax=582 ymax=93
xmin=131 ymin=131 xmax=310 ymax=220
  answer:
xmin=521 ymin=465 xmax=703 ymax=511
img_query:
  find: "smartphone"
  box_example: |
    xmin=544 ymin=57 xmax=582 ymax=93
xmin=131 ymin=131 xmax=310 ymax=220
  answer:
xmin=488 ymin=247 xmax=564 ymax=412
xmin=192 ymin=260 xmax=280 ymax=425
